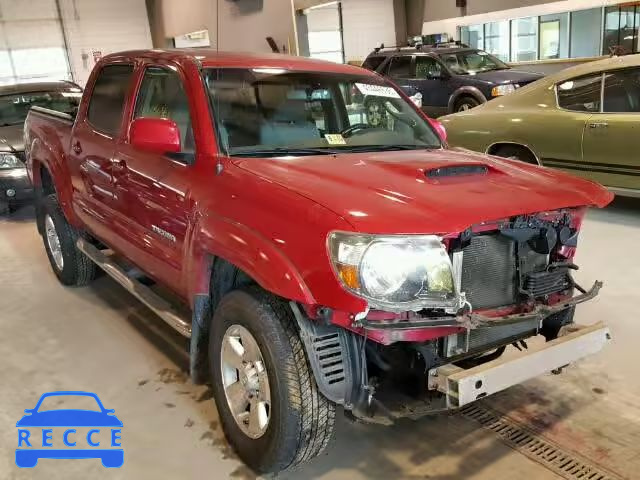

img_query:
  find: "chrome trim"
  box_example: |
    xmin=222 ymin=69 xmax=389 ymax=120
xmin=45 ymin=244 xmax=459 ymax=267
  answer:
xmin=76 ymin=238 xmax=192 ymax=337
xmin=31 ymin=105 xmax=73 ymax=121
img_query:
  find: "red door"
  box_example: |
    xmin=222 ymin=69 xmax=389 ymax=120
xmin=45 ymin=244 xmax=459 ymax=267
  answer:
xmin=111 ymin=64 xmax=197 ymax=296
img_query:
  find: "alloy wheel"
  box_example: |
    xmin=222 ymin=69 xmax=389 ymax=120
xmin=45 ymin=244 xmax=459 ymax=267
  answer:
xmin=220 ymin=324 xmax=271 ymax=439
xmin=45 ymin=215 xmax=64 ymax=271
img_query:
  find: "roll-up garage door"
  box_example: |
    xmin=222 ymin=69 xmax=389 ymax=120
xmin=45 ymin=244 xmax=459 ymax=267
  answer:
xmin=306 ymin=2 xmax=345 ymax=63
xmin=0 ymin=0 xmax=71 ymax=85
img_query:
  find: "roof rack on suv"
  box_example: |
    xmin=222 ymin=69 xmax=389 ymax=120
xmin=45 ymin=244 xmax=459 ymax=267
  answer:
xmin=373 ymin=40 xmax=469 ymax=53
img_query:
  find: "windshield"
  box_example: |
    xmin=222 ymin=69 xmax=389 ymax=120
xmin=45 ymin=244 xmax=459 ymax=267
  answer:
xmin=0 ymin=89 xmax=81 ymax=126
xmin=36 ymin=394 xmax=102 ymax=412
xmin=203 ymin=68 xmax=442 ymax=157
xmin=439 ymin=50 xmax=509 ymax=75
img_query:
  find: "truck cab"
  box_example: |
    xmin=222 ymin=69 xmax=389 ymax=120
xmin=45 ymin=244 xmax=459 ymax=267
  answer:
xmin=25 ymin=49 xmax=612 ymax=474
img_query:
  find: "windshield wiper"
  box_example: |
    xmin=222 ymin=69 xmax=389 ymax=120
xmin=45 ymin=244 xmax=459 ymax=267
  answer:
xmin=232 ymin=147 xmax=339 ymax=157
xmin=335 ymin=144 xmax=439 ymax=153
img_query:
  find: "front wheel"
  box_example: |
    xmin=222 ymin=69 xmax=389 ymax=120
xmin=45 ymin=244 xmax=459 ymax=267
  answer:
xmin=209 ymin=287 xmax=335 ymax=473
xmin=454 ymin=96 xmax=481 ymax=112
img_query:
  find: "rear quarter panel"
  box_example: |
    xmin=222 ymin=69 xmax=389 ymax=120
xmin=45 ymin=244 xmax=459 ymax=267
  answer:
xmin=25 ymin=111 xmax=76 ymax=222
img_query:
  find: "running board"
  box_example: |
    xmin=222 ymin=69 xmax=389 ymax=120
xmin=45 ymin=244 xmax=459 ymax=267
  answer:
xmin=76 ymin=238 xmax=192 ymax=338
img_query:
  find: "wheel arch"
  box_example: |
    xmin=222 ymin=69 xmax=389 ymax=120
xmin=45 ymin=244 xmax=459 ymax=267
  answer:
xmin=448 ymin=86 xmax=487 ymax=113
xmin=486 ymin=141 xmax=541 ymax=165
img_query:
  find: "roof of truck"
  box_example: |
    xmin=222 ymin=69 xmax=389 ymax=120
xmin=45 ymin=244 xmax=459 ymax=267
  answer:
xmin=102 ymin=49 xmax=376 ymax=76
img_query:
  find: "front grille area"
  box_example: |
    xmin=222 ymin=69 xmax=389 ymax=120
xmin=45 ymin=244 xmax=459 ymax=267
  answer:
xmin=461 ymin=235 xmax=517 ymax=309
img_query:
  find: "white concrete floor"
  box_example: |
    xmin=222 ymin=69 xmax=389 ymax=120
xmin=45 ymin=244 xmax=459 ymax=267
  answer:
xmin=1 ymin=198 xmax=639 ymax=480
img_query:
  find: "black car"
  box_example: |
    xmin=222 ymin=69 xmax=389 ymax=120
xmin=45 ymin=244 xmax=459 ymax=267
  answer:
xmin=362 ymin=44 xmax=543 ymax=117
xmin=0 ymin=81 xmax=82 ymax=215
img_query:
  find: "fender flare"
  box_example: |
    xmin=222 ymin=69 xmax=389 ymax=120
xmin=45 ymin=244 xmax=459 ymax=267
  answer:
xmin=448 ymin=86 xmax=487 ymax=113
xmin=187 ymin=214 xmax=316 ymax=383
xmin=29 ymin=136 xmax=79 ymax=226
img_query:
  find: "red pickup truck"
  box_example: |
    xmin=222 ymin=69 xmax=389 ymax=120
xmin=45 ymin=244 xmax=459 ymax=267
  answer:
xmin=25 ymin=49 xmax=613 ymax=473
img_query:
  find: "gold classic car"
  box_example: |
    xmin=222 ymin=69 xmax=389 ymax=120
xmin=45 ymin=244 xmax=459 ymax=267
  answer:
xmin=440 ymin=54 xmax=640 ymax=197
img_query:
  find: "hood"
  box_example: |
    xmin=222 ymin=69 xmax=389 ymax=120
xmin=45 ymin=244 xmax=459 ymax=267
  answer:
xmin=0 ymin=123 xmax=24 ymax=153
xmin=233 ymin=149 xmax=612 ymax=234
xmin=16 ymin=410 xmax=123 ymax=427
xmin=467 ymin=69 xmax=544 ymax=86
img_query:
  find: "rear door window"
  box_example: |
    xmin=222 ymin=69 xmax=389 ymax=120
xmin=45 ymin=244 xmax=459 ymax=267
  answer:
xmin=362 ymin=56 xmax=385 ymax=71
xmin=86 ymin=64 xmax=134 ymax=135
xmin=602 ymin=68 xmax=640 ymax=112
xmin=556 ymin=74 xmax=602 ymax=112
xmin=387 ymin=56 xmax=414 ymax=78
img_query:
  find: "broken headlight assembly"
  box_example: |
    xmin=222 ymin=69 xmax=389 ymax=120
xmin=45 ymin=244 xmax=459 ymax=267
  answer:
xmin=328 ymin=232 xmax=459 ymax=313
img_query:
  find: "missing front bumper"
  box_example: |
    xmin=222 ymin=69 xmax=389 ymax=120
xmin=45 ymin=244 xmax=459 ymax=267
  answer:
xmin=427 ymin=322 xmax=611 ymax=408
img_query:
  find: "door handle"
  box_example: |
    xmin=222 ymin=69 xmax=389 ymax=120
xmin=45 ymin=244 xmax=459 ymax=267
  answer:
xmin=72 ymin=141 xmax=82 ymax=154
xmin=588 ymin=122 xmax=609 ymax=129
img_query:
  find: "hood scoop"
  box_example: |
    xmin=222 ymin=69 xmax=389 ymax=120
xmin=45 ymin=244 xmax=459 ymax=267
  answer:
xmin=426 ymin=164 xmax=489 ymax=179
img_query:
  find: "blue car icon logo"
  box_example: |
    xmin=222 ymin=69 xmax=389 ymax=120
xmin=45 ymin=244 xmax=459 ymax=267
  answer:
xmin=16 ymin=391 xmax=123 ymax=468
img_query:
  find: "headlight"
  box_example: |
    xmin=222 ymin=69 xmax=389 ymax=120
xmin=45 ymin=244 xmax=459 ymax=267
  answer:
xmin=328 ymin=232 xmax=459 ymax=312
xmin=491 ymin=84 xmax=517 ymax=97
xmin=0 ymin=153 xmax=22 ymax=169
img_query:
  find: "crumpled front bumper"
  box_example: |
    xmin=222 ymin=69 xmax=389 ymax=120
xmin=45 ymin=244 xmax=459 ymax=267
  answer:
xmin=0 ymin=167 xmax=33 ymax=204
xmin=427 ymin=321 xmax=611 ymax=408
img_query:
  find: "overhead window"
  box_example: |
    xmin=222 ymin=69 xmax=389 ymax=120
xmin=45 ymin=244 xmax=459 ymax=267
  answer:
xmin=511 ymin=17 xmax=538 ymax=62
xmin=86 ymin=65 xmax=134 ymax=136
xmin=484 ymin=21 xmax=510 ymax=62
xmin=570 ymin=9 xmax=603 ymax=58
xmin=556 ymin=74 xmax=602 ymax=112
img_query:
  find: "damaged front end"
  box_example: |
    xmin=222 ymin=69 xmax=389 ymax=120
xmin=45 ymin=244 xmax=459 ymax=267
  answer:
xmin=293 ymin=207 xmax=610 ymax=423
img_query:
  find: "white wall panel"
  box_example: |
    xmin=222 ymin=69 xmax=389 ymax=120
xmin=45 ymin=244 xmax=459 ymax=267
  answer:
xmin=341 ymin=0 xmax=396 ymax=63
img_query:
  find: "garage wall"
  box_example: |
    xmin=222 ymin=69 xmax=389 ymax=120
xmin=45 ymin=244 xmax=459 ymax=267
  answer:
xmin=59 ymin=0 xmax=153 ymax=86
xmin=0 ymin=0 xmax=70 ymax=85
xmin=342 ymin=0 xmax=397 ymax=63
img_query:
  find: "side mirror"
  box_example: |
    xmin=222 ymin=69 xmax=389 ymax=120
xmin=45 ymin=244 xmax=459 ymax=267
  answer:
xmin=428 ymin=117 xmax=447 ymax=143
xmin=130 ymin=117 xmax=181 ymax=155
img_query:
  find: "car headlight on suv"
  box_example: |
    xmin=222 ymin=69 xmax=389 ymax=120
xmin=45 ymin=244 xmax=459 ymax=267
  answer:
xmin=0 ymin=153 xmax=22 ymax=169
xmin=491 ymin=84 xmax=517 ymax=97
xmin=328 ymin=232 xmax=459 ymax=312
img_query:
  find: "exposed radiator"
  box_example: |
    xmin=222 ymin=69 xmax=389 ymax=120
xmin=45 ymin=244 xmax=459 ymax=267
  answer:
xmin=460 ymin=234 xmax=517 ymax=310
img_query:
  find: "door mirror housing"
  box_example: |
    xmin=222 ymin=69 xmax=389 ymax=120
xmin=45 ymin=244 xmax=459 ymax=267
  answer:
xmin=427 ymin=117 xmax=447 ymax=143
xmin=130 ymin=117 xmax=181 ymax=155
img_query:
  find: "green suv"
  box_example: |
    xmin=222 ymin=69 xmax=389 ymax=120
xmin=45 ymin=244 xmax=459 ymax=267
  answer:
xmin=440 ymin=54 xmax=640 ymax=197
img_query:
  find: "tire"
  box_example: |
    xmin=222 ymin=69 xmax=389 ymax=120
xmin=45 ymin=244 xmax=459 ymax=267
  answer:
xmin=493 ymin=144 xmax=538 ymax=165
xmin=209 ymin=287 xmax=335 ymax=473
xmin=454 ymin=96 xmax=481 ymax=112
xmin=40 ymin=193 xmax=97 ymax=286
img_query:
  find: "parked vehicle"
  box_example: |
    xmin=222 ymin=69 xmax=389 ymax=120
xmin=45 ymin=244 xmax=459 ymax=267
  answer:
xmin=0 ymin=81 xmax=82 ymax=215
xmin=25 ymin=49 xmax=612 ymax=473
xmin=440 ymin=54 xmax=640 ymax=197
xmin=362 ymin=43 xmax=543 ymax=117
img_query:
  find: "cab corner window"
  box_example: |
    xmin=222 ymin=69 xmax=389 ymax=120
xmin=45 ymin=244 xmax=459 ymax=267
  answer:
xmin=556 ymin=74 xmax=602 ymax=112
xmin=134 ymin=67 xmax=194 ymax=153
xmin=86 ymin=64 xmax=134 ymax=136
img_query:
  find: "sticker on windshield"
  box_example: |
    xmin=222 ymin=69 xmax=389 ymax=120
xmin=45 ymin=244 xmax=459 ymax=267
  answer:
xmin=325 ymin=134 xmax=346 ymax=145
xmin=355 ymin=83 xmax=400 ymax=99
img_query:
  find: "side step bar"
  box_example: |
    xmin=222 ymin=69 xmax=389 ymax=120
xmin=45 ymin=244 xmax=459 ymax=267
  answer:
xmin=76 ymin=238 xmax=192 ymax=338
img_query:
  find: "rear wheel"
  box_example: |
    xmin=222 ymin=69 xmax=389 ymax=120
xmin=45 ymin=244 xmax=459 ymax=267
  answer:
xmin=40 ymin=194 xmax=97 ymax=286
xmin=492 ymin=144 xmax=538 ymax=165
xmin=209 ymin=287 xmax=335 ymax=473
xmin=454 ymin=96 xmax=481 ymax=112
